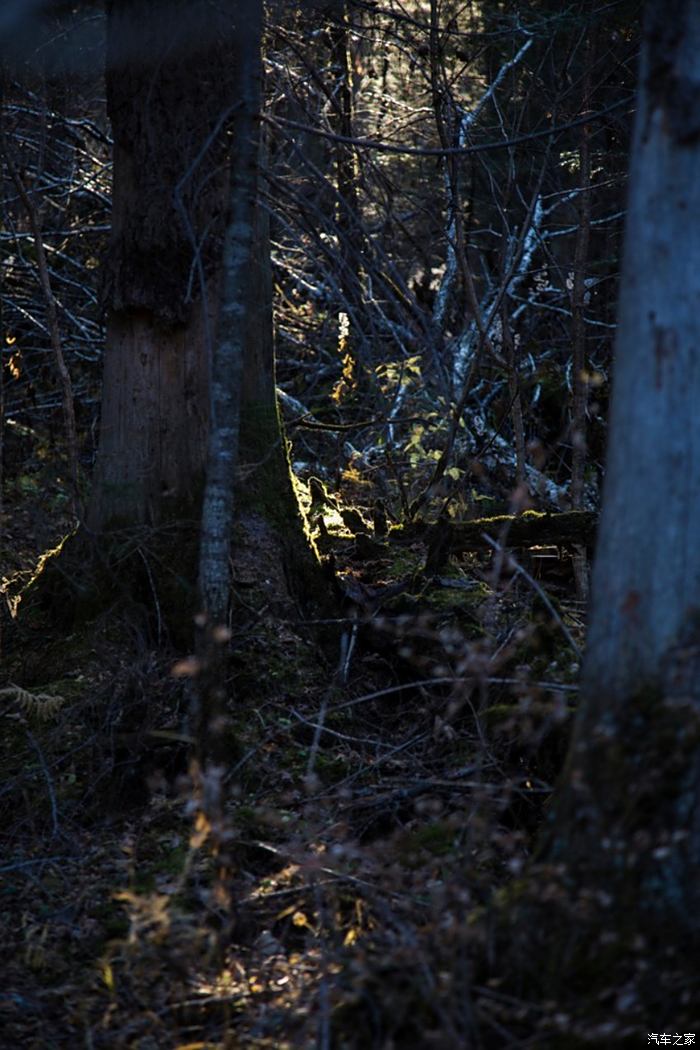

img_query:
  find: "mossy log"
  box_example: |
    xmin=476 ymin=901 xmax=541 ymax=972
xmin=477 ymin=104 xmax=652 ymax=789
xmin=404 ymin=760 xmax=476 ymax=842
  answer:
xmin=433 ymin=510 xmax=597 ymax=556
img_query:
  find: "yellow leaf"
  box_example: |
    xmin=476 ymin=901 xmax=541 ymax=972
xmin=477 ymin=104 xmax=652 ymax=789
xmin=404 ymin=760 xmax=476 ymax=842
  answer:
xmin=190 ymin=811 xmax=211 ymax=848
xmin=405 ymin=424 xmax=425 ymax=450
xmin=446 ymin=467 xmax=461 ymax=481
xmin=101 ymin=962 xmax=115 ymax=992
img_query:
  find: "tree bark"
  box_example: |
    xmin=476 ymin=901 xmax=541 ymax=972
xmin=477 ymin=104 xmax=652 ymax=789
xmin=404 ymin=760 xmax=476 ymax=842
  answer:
xmin=578 ymin=2 xmax=700 ymax=708
xmin=328 ymin=0 xmax=362 ymax=315
xmin=536 ymin=0 xmax=700 ymax=976
xmin=238 ymin=160 xmax=332 ymax=618
xmin=89 ymin=307 xmax=212 ymax=527
xmin=82 ymin=0 xmax=331 ymax=646
xmin=89 ymin=0 xmax=236 ymax=530
xmin=198 ymin=0 xmax=262 ymax=624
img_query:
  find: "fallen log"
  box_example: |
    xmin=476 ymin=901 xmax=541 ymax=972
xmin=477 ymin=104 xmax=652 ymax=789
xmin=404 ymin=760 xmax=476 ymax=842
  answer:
xmin=426 ymin=510 xmax=597 ymax=572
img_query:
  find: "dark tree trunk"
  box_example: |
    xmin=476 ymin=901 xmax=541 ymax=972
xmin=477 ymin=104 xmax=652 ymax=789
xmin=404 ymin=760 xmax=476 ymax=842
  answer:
xmin=89 ymin=0 xmax=236 ymax=529
xmin=83 ymin=0 xmax=331 ymax=645
xmin=523 ymin=0 xmax=700 ymax=1015
xmin=238 ymin=152 xmax=332 ymax=619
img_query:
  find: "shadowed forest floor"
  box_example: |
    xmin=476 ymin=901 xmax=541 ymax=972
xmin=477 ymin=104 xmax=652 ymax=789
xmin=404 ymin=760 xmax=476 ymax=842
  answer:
xmin=0 ymin=450 xmax=602 ymax=1049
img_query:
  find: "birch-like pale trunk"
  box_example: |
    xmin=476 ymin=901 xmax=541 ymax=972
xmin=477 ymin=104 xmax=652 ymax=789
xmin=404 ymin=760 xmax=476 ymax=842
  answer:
xmin=581 ymin=4 xmax=700 ymax=708
xmin=198 ymin=0 xmax=263 ymax=625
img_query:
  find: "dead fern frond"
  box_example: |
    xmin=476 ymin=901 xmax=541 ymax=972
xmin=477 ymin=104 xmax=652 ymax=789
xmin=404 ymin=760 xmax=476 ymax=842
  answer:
xmin=0 ymin=683 xmax=67 ymax=721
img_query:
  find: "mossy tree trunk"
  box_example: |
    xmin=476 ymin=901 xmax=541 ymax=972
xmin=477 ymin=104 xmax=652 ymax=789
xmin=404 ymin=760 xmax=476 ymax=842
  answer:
xmin=531 ymin=0 xmax=700 ymax=998
xmin=43 ymin=0 xmax=331 ymax=649
xmin=238 ymin=151 xmax=332 ymax=618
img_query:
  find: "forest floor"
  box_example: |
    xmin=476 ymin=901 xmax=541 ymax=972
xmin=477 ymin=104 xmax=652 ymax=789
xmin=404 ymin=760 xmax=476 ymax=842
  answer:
xmin=0 ymin=455 xmax=597 ymax=1049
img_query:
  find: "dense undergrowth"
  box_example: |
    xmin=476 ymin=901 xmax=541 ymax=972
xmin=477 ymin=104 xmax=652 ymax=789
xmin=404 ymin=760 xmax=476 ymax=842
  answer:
xmin=5 ymin=3 xmax=694 ymax=1041
xmin=0 ymin=428 xmax=602 ymax=1050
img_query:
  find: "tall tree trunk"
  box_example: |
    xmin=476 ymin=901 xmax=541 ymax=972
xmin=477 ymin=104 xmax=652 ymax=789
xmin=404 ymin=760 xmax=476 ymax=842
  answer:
xmin=533 ymin=0 xmax=700 ymax=997
xmin=89 ymin=0 xmax=236 ymax=530
xmin=82 ymin=0 xmax=330 ymax=647
xmin=238 ymin=154 xmax=331 ymax=617
xmin=197 ymin=0 xmax=262 ymax=626
xmin=328 ymin=0 xmax=362 ymax=315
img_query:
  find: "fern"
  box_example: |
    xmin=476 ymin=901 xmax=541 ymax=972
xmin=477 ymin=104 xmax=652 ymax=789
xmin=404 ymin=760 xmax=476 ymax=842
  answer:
xmin=0 ymin=683 xmax=66 ymax=721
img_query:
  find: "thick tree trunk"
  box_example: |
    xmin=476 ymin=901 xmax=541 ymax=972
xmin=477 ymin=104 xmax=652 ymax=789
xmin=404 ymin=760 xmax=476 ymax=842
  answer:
xmin=531 ymin=0 xmax=700 ymax=993
xmin=89 ymin=307 xmax=212 ymax=527
xmin=578 ymin=5 xmax=700 ymax=701
xmin=83 ymin=0 xmax=330 ymax=637
xmin=89 ymin=0 xmax=235 ymax=530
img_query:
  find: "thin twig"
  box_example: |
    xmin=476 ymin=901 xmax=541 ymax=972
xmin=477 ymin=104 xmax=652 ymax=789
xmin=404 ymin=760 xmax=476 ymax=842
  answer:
xmin=1 ymin=125 xmax=80 ymax=516
xmin=482 ymin=532 xmax=582 ymax=657
xmin=26 ymin=728 xmax=59 ymax=838
xmin=266 ymin=97 xmax=632 ymax=158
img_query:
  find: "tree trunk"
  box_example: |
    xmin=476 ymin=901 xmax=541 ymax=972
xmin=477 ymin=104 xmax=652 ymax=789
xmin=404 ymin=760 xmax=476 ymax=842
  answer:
xmin=198 ymin=0 xmax=262 ymax=625
xmin=328 ymin=0 xmax=362 ymax=315
xmin=531 ymin=0 xmax=700 ymax=1003
xmin=89 ymin=0 xmax=236 ymax=530
xmin=81 ymin=0 xmax=330 ymax=644
xmin=88 ymin=307 xmax=213 ymax=528
xmin=238 ymin=152 xmax=332 ymax=618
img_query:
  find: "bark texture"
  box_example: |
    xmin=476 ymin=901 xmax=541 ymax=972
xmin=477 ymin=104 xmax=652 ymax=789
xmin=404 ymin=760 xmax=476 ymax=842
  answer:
xmin=102 ymin=0 xmax=234 ymax=323
xmin=238 ymin=175 xmax=330 ymax=618
xmin=538 ymin=0 xmax=700 ymax=961
xmin=581 ymin=3 xmax=700 ymax=705
xmin=198 ymin=0 xmax=262 ymax=623
xmin=89 ymin=0 xmax=237 ymax=529
xmin=89 ymin=307 xmax=212 ymax=527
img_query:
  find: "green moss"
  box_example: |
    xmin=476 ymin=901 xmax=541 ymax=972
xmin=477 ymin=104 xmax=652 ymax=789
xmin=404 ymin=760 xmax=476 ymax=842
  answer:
xmin=131 ymin=871 xmax=157 ymax=894
xmin=480 ymin=703 xmax=518 ymax=729
xmin=386 ymin=546 xmax=423 ymax=578
xmin=422 ymin=578 xmax=489 ymax=611
xmin=398 ymin=821 xmax=457 ymax=864
xmin=314 ymin=751 xmax=349 ymax=784
xmin=90 ymin=898 xmax=132 ymax=942
xmin=158 ymin=843 xmax=188 ymax=876
xmin=471 ymin=508 xmax=546 ymax=528
xmin=234 ymin=804 xmax=260 ymax=830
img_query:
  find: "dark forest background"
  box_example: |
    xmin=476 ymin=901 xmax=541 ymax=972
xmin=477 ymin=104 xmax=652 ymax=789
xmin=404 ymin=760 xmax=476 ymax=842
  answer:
xmin=4 ymin=1 xmax=699 ymax=1047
